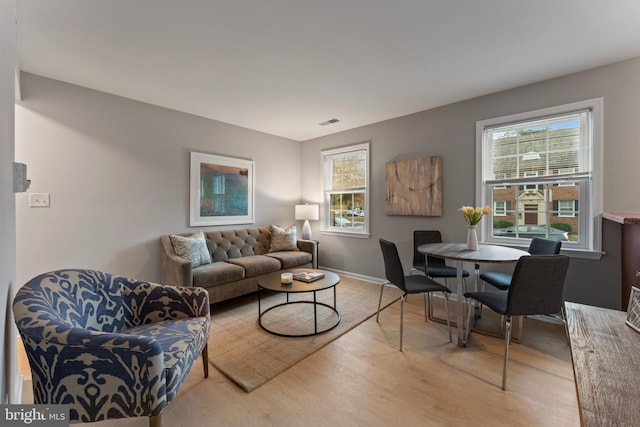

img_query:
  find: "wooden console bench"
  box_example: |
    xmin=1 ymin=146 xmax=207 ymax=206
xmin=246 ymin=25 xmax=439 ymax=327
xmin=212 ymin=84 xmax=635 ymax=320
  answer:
xmin=564 ymin=301 xmax=640 ymax=426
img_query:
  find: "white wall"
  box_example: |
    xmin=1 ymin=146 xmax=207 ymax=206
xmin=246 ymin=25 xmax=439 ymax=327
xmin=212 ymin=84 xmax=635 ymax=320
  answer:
xmin=15 ymin=73 xmax=302 ymax=285
xmin=301 ymin=57 xmax=640 ymax=309
xmin=1 ymin=0 xmax=18 ymax=404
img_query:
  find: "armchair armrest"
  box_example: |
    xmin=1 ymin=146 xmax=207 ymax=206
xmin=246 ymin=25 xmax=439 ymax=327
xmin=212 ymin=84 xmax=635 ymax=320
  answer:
xmin=21 ymin=328 xmax=167 ymax=419
xmin=13 ymin=299 xmax=168 ymax=419
xmin=117 ymin=277 xmax=210 ymax=325
xmin=160 ymin=235 xmax=193 ymax=287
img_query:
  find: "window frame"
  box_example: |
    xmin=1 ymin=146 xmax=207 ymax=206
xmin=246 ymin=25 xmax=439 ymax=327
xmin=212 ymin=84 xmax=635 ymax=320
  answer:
xmin=321 ymin=142 xmax=371 ymax=238
xmin=493 ymin=200 xmax=507 ymax=216
xmin=557 ymin=167 xmax=577 ymax=187
xmin=475 ymin=98 xmax=603 ymax=256
xmin=558 ymin=200 xmax=577 ymax=217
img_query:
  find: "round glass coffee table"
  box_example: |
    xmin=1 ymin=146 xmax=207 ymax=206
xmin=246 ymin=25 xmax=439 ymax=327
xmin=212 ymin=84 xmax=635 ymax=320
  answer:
xmin=257 ymin=268 xmax=340 ymax=337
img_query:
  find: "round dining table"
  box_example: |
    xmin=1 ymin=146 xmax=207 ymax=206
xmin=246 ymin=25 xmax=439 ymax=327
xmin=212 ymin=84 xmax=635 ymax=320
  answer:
xmin=417 ymin=242 xmax=529 ymax=346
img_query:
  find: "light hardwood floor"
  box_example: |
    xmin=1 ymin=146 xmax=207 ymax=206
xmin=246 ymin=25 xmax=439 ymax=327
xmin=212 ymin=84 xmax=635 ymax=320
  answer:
xmin=21 ymin=294 xmax=580 ymax=427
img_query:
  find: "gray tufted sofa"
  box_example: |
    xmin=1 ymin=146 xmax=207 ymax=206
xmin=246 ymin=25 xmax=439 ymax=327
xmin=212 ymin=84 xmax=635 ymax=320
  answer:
xmin=160 ymin=226 xmax=317 ymax=304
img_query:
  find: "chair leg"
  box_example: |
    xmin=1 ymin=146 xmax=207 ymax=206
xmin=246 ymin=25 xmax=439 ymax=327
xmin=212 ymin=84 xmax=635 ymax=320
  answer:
xmin=502 ymin=316 xmax=512 ymax=391
xmin=423 ymin=293 xmax=428 ymax=322
xmin=517 ymin=316 xmax=523 ymax=341
xmin=376 ymin=282 xmax=386 ymax=322
xmin=427 ymin=292 xmax=434 ymax=319
xmin=443 ymin=292 xmax=452 ymax=343
xmin=561 ymin=305 xmax=570 ymax=345
xmin=465 ymin=295 xmax=474 ymax=342
xmin=399 ymin=294 xmax=406 ymax=351
xmin=150 ymin=414 xmax=162 ymax=427
xmin=201 ymin=344 xmax=209 ymax=378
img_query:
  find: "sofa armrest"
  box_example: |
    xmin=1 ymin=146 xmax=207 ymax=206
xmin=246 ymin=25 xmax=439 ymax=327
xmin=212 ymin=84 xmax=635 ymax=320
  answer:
xmin=117 ymin=277 xmax=210 ymax=324
xmin=297 ymin=239 xmax=318 ymax=269
xmin=160 ymin=235 xmax=193 ymax=287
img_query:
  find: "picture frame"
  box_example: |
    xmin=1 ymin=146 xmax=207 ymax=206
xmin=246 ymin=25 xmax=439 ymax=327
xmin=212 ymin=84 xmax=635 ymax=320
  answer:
xmin=385 ymin=155 xmax=442 ymax=216
xmin=190 ymin=152 xmax=255 ymax=227
xmin=625 ymin=286 xmax=640 ymax=333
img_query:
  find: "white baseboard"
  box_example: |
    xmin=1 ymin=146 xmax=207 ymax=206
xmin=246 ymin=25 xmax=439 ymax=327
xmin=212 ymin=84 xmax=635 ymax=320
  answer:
xmin=317 ymin=266 xmax=467 ymax=301
xmin=317 ymin=265 xmax=386 ymax=285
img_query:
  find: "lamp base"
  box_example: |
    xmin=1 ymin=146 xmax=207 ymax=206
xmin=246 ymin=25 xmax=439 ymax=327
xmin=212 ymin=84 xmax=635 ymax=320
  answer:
xmin=301 ymin=220 xmax=312 ymax=240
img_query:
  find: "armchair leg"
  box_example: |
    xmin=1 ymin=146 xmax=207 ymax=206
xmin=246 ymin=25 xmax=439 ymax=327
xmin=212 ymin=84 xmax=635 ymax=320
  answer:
xmin=201 ymin=344 xmax=209 ymax=378
xmin=502 ymin=316 xmax=512 ymax=391
xmin=150 ymin=414 xmax=162 ymax=427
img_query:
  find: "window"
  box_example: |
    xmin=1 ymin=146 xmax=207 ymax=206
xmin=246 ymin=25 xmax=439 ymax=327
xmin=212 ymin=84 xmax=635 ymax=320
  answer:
xmin=522 ymin=171 xmax=540 ymax=191
xmin=494 ymin=173 xmax=509 ymax=189
xmin=557 ymin=167 xmax=577 ymax=186
xmin=494 ymin=200 xmax=510 ymax=216
xmin=557 ymin=200 xmax=577 ymax=217
xmin=476 ymin=99 xmax=602 ymax=253
xmin=321 ymin=142 xmax=370 ymax=237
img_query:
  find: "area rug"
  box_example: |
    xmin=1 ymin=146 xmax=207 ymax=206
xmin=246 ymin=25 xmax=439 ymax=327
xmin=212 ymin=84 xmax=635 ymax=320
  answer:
xmin=208 ymin=276 xmax=401 ymax=392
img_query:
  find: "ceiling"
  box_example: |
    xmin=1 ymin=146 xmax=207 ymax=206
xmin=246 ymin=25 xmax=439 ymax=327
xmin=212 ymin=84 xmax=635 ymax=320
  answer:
xmin=15 ymin=0 xmax=640 ymax=141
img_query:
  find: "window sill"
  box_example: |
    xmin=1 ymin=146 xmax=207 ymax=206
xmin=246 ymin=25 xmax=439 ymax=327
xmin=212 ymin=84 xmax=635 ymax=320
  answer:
xmin=560 ymin=247 xmax=605 ymax=260
xmin=321 ymin=230 xmax=370 ymax=239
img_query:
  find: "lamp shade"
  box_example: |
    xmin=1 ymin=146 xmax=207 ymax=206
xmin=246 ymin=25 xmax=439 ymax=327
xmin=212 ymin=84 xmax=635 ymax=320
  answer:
xmin=295 ymin=204 xmax=319 ymax=221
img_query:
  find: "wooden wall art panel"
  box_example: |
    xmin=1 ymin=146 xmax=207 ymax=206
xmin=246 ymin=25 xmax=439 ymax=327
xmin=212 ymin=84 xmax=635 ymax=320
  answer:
xmin=385 ymin=155 xmax=442 ymax=216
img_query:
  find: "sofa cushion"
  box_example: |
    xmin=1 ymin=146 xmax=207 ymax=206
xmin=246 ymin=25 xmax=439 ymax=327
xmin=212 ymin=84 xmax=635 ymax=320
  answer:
xmin=170 ymin=231 xmax=212 ymax=268
xmin=124 ymin=316 xmax=210 ymax=401
xmin=226 ymin=255 xmax=281 ymax=277
xmin=193 ymin=262 xmax=245 ymax=287
xmin=269 ymin=225 xmax=298 ymax=252
xmin=266 ymin=251 xmax=313 ymax=269
xmin=205 ymin=228 xmax=271 ymax=261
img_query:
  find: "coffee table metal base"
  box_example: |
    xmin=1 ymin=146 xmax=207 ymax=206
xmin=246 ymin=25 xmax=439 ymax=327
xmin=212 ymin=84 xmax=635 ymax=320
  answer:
xmin=258 ymin=287 xmax=341 ymax=337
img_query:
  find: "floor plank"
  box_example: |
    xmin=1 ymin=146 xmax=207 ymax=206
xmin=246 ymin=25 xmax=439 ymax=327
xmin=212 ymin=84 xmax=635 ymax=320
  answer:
xmin=20 ymin=294 xmax=580 ymax=427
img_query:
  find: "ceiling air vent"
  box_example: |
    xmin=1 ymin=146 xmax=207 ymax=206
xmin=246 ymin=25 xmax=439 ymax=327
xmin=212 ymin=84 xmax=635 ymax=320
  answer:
xmin=318 ymin=118 xmax=340 ymax=126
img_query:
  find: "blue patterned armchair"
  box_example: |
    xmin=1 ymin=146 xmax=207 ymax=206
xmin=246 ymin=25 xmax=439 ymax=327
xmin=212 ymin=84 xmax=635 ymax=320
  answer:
xmin=13 ymin=269 xmax=211 ymax=427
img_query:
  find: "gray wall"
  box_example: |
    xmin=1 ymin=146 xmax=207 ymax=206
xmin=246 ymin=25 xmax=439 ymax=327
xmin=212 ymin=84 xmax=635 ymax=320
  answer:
xmin=15 ymin=73 xmax=302 ymax=285
xmin=1 ymin=0 xmax=18 ymax=403
xmin=14 ymin=58 xmax=640 ymax=310
xmin=301 ymin=57 xmax=640 ymax=310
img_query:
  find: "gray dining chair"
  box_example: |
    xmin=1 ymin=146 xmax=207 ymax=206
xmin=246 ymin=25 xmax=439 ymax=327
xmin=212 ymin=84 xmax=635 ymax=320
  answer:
xmin=464 ymin=255 xmax=570 ymax=390
xmin=378 ymin=238 xmax=452 ymax=351
xmin=411 ymin=230 xmax=470 ymax=323
xmin=479 ymin=237 xmax=561 ymax=291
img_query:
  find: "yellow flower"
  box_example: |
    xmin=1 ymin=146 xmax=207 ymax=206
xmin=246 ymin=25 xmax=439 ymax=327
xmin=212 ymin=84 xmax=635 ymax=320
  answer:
xmin=459 ymin=205 xmax=491 ymax=226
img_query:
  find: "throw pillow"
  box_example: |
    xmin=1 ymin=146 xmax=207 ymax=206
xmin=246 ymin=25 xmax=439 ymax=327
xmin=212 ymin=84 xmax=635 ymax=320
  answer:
xmin=269 ymin=225 xmax=299 ymax=252
xmin=169 ymin=230 xmax=212 ymax=269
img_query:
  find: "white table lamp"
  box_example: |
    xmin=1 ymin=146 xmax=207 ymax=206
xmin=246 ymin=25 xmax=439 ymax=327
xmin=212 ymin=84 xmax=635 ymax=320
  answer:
xmin=295 ymin=204 xmax=319 ymax=240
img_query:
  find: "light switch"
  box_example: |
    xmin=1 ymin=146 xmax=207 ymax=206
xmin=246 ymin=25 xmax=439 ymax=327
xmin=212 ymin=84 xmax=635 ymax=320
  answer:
xmin=29 ymin=193 xmax=50 ymax=207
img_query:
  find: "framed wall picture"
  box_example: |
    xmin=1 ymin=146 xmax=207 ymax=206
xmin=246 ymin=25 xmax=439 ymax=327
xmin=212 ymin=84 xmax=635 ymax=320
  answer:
xmin=385 ymin=155 xmax=443 ymax=216
xmin=190 ymin=152 xmax=255 ymax=227
xmin=626 ymin=286 xmax=640 ymax=333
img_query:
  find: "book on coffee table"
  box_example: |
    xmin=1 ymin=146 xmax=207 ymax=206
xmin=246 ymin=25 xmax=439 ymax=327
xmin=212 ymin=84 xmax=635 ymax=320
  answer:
xmin=293 ymin=271 xmax=325 ymax=283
